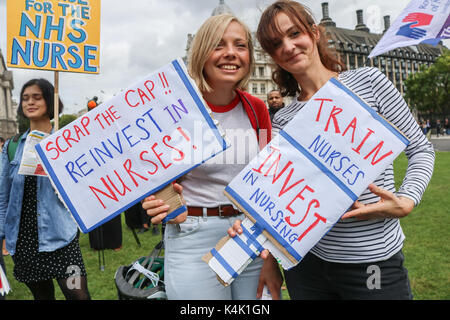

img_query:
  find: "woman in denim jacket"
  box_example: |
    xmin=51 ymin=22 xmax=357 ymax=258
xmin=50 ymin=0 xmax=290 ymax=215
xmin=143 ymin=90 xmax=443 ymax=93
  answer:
xmin=0 ymin=79 xmax=90 ymax=300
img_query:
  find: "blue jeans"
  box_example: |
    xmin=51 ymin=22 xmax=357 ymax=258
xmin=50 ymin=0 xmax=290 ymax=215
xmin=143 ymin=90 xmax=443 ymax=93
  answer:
xmin=164 ymin=214 xmax=263 ymax=300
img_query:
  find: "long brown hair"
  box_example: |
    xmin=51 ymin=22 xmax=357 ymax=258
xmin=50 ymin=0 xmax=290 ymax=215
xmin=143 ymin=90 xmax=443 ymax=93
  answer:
xmin=257 ymin=0 xmax=346 ymax=97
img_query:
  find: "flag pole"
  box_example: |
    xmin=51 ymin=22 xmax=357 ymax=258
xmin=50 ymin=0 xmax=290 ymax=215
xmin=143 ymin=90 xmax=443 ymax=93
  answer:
xmin=54 ymin=71 xmax=59 ymax=131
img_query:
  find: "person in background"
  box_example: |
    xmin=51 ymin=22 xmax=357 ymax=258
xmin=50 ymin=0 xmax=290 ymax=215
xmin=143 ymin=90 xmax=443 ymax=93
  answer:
xmin=445 ymin=117 xmax=449 ymax=135
xmin=142 ymin=14 xmax=282 ymax=300
xmin=0 ymin=78 xmax=91 ymax=300
xmin=229 ymin=0 xmax=434 ymax=300
xmin=0 ymin=137 xmax=4 ymax=151
xmin=267 ymin=89 xmax=284 ymax=123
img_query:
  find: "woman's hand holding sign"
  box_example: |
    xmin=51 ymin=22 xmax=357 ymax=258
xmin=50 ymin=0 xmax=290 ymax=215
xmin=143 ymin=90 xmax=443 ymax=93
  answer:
xmin=142 ymin=183 xmax=187 ymax=224
xmin=341 ymin=184 xmax=415 ymax=220
xmin=228 ymin=221 xmax=283 ymax=300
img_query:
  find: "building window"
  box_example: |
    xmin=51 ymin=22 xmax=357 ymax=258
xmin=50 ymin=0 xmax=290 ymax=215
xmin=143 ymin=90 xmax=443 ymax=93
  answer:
xmin=252 ymin=83 xmax=258 ymax=94
xmin=260 ymin=83 xmax=266 ymax=94
xmin=259 ymin=67 xmax=265 ymax=77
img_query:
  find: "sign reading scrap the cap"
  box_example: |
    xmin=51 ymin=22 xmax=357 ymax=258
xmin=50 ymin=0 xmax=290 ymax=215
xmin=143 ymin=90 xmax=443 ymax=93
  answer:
xmin=204 ymin=78 xmax=410 ymax=285
xmin=35 ymin=58 xmax=228 ymax=233
xmin=7 ymin=0 xmax=101 ymax=73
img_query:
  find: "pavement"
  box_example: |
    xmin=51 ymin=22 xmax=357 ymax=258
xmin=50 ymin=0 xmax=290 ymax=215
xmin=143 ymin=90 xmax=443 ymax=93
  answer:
xmin=430 ymin=134 xmax=450 ymax=151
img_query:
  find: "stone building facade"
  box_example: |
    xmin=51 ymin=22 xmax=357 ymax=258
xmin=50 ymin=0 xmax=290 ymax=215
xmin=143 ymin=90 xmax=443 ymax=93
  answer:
xmin=188 ymin=1 xmax=446 ymax=105
xmin=0 ymin=49 xmax=16 ymax=140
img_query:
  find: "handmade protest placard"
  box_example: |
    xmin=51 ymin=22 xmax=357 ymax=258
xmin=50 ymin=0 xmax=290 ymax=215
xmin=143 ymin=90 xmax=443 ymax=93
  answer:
xmin=35 ymin=58 xmax=229 ymax=233
xmin=204 ymin=78 xmax=410 ymax=285
xmin=18 ymin=130 xmax=49 ymax=176
xmin=7 ymin=0 xmax=101 ymax=73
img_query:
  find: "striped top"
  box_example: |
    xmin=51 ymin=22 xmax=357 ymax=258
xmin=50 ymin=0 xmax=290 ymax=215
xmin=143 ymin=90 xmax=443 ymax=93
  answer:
xmin=272 ymin=67 xmax=435 ymax=263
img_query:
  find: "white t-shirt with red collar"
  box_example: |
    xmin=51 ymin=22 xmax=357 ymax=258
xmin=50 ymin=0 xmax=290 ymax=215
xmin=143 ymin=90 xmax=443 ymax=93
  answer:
xmin=180 ymin=94 xmax=259 ymax=207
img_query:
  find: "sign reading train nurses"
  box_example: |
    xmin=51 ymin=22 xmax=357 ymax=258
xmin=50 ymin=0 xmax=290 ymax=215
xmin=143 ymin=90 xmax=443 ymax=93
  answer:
xmin=7 ymin=0 xmax=101 ymax=73
xmin=205 ymin=79 xmax=410 ymax=286
xmin=35 ymin=58 xmax=228 ymax=233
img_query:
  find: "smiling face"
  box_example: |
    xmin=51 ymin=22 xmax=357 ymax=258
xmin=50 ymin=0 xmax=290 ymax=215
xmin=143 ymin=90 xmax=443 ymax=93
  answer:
xmin=21 ymin=84 xmax=49 ymax=121
xmin=269 ymin=12 xmax=320 ymax=76
xmin=203 ymin=21 xmax=250 ymax=90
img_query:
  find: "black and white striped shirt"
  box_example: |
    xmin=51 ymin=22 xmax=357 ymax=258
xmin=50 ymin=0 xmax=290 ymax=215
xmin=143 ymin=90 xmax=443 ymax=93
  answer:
xmin=272 ymin=67 xmax=435 ymax=263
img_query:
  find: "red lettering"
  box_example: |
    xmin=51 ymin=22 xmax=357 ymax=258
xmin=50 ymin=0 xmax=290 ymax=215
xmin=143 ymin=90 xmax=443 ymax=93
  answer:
xmin=325 ymin=105 xmax=343 ymax=133
xmin=285 ymin=185 xmax=315 ymax=215
xmin=123 ymin=159 xmax=148 ymax=187
xmin=89 ymin=177 xmax=119 ymax=209
xmin=109 ymin=106 xmax=121 ymax=120
xmin=81 ymin=116 xmax=90 ymax=135
xmin=352 ymin=128 xmax=375 ymax=154
xmin=55 ymin=136 xmax=68 ymax=153
xmin=279 ymin=170 xmax=304 ymax=197
xmin=139 ymin=151 xmax=159 ymax=175
xmin=73 ymin=125 xmax=85 ymax=141
xmin=297 ymin=213 xmax=327 ymax=242
xmin=163 ymin=135 xmax=185 ymax=162
xmin=313 ymin=98 xmax=333 ymax=122
xmin=45 ymin=141 xmax=59 ymax=160
xmin=125 ymin=89 xmax=139 ymax=107
xmin=286 ymin=198 xmax=320 ymax=227
xmin=107 ymin=170 xmax=132 ymax=196
xmin=253 ymin=146 xmax=279 ymax=173
xmin=62 ymin=129 xmax=78 ymax=148
xmin=144 ymin=80 xmax=156 ymax=99
xmin=342 ymin=117 xmax=357 ymax=143
xmin=364 ymin=141 xmax=394 ymax=165
xmin=151 ymin=142 xmax=172 ymax=170
xmin=137 ymin=88 xmax=151 ymax=105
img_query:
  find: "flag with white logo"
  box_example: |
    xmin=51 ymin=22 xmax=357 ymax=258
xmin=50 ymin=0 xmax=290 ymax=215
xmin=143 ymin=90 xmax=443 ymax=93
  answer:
xmin=368 ymin=0 xmax=449 ymax=58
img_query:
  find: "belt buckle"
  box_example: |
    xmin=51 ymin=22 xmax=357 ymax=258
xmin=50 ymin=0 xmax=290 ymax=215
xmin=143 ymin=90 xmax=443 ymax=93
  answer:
xmin=217 ymin=205 xmax=226 ymax=218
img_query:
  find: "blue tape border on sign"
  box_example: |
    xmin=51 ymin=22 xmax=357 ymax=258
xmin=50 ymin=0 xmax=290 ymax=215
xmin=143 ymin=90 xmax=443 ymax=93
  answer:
xmin=172 ymin=59 xmax=228 ymax=151
xmin=279 ymin=130 xmax=358 ymax=201
xmin=225 ymin=185 xmax=302 ymax=262
xmin=35 ymin=59 xmax=229 ymax=233
xmin=233 ymin=236 xmax=258 ymax=260
xmin=162 ymin=205 xmax=187 ymax=223
xmin=211 ymin=248 xmax=239 ymax=279
xmin=329 ymin=78 xmax=410 ymax=147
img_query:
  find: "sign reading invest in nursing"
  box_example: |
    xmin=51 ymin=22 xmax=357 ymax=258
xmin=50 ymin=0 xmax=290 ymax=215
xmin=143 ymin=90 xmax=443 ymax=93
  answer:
xmin=7 ymin=0 xmax=101 ymax=73
xmin=206 ymin=78 xmax=410 ymax=285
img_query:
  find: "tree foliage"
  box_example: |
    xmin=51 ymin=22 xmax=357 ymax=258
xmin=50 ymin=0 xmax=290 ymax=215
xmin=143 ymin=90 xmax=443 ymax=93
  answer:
xmin=58 ymin=114 xmax=78 ymax=128
xmin=404 ymin=49 xmax=449 ymax=118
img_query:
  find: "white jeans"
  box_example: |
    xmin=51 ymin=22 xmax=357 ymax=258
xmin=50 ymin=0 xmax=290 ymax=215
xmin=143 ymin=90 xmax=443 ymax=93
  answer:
xmin=164 ymin=214 xmax=264 ymax=300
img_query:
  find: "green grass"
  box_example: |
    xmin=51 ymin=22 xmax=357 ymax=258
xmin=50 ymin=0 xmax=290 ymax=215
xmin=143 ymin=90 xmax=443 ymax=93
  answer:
xmin=3 ymin=152 xmax=449 ymax=300
xmin=396 ymin=151 xmax=450 ymax=300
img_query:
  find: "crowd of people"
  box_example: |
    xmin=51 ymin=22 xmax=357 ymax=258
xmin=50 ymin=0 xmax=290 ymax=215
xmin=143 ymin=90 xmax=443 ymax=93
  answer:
xmin=1 ymin=0 xmax=436 ymax=300
xmin=417 ymin=118 xmax=450 ymax=138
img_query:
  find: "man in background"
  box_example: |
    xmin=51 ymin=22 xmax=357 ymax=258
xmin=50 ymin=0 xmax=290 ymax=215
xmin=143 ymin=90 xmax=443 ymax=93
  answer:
xmin=267 ymin=89 xmax=284 ymax=123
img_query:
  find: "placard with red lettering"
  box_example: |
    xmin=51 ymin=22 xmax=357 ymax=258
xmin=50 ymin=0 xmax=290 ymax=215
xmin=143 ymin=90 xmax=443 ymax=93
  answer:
xmin=218 ymin=78 xmax=409 ymax=274
xmin=35 ymin=58 xmax=228 ymax=233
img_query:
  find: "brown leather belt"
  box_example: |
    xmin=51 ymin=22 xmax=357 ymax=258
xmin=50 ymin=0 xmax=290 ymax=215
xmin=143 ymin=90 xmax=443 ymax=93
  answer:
xmin=187 ymin=205 xmax=241 ymax=217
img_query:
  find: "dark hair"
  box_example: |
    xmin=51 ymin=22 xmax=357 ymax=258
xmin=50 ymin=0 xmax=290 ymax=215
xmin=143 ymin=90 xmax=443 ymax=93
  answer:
xmin=18 ymin=78 xmax=63 ymax=120
xmin=256 ymin=0 xmax=346 ymax=97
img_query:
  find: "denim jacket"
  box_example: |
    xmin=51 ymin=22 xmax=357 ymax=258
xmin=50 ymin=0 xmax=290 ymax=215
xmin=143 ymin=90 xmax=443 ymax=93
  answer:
xmin=0 ymin=130 xmax=78 ymax=256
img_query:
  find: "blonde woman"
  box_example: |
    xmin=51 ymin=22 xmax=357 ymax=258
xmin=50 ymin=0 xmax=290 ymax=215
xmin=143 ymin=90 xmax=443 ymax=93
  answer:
xmin=142 ymin=14 xmax=283 ymax=300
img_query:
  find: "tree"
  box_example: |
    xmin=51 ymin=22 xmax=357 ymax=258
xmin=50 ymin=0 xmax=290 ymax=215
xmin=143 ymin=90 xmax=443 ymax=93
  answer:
xmin=404 ymin=49 xmax=449 ymax=119
xmin=58 ymin=114 xmax=78 ymax=128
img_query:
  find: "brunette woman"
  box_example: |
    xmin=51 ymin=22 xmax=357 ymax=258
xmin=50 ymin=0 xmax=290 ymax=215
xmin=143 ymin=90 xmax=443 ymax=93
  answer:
xmin=0 ymin=79 xmax=90 ymax=300
xmin=230 ymin=0 xmax=434 ymax=300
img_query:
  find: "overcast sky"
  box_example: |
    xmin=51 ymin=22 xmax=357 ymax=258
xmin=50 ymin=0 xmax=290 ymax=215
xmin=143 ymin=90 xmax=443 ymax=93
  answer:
xmin=0 ymin=0 xmax=447 ymax=115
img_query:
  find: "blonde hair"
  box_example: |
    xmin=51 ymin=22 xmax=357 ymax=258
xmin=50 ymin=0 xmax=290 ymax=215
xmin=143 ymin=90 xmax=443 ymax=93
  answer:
xmin=188 ymin=14 xmax=254 ymax=93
